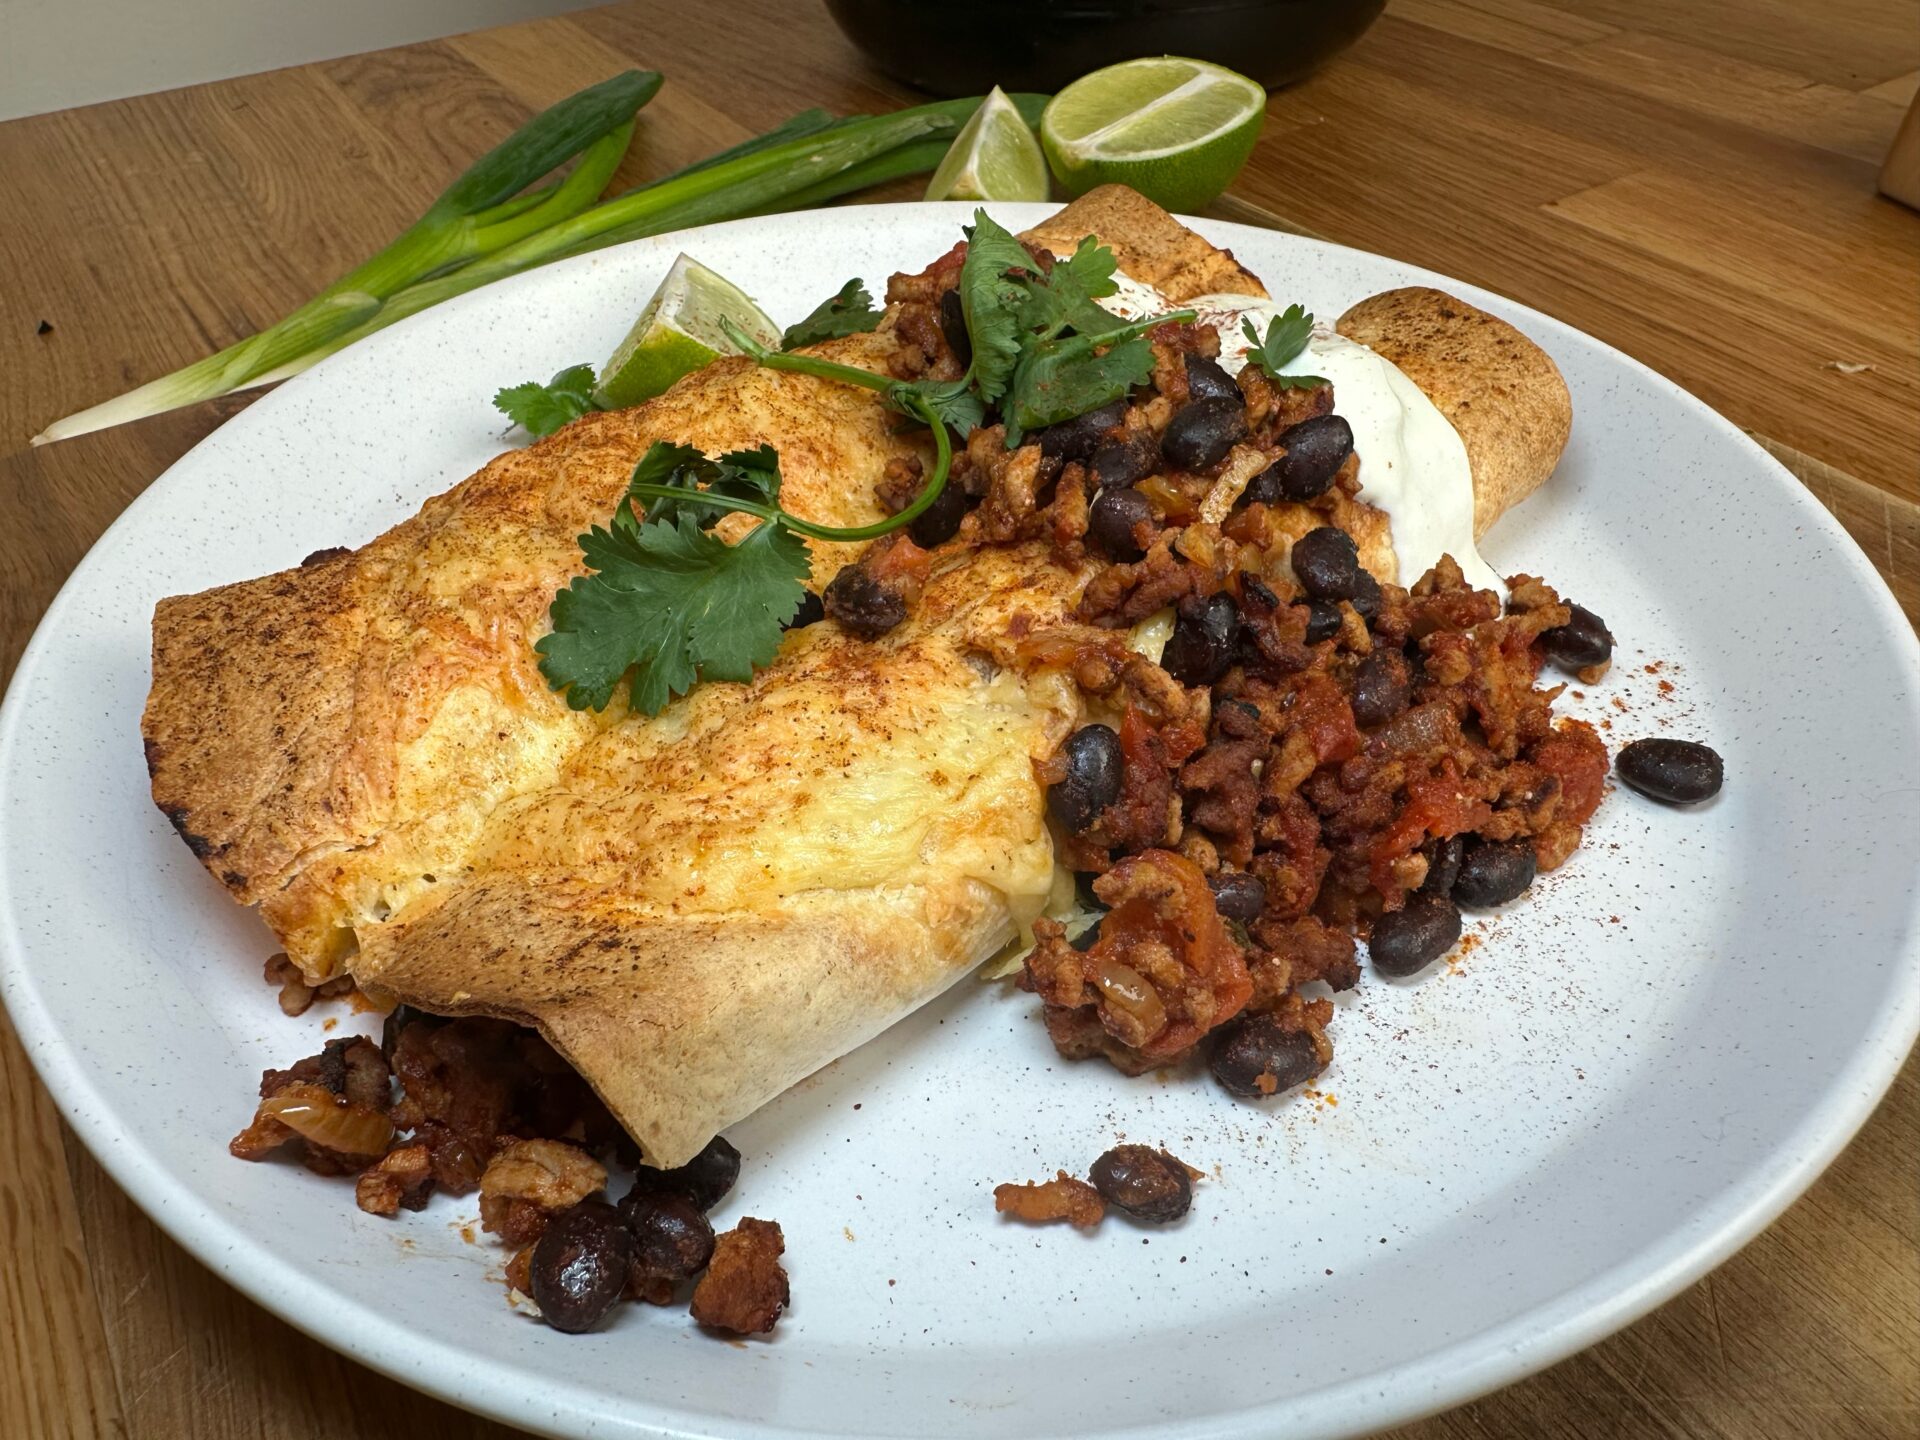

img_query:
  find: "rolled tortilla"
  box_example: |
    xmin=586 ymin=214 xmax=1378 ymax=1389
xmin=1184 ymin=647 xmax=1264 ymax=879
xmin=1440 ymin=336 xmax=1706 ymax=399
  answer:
xmin=1337 ymin=285 xmax=1571 ymax=542
xmin=145 ymin=189 xmax=1570 ymax=1165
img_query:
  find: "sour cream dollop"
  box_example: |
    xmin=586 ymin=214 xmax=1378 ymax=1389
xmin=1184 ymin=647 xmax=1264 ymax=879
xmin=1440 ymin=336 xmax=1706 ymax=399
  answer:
xmin=1094 ymin=273 xmax=1501 ymax=592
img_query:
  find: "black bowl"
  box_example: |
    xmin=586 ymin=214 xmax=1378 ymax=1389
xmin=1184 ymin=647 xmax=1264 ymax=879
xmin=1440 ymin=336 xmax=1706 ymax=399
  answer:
xmin=823 ymin=0 xmax=1385 ymax=97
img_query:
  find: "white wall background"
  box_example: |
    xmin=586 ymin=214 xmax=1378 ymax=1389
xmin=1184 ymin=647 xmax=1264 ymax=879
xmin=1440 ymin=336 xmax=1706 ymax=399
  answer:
xmin=0 ymin=0 xmax=608 ymax=122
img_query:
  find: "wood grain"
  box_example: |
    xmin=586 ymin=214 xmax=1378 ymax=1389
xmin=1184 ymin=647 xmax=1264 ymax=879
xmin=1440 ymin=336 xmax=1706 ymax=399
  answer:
xmin=0 ymin=2 xmax=1915 ymax=1437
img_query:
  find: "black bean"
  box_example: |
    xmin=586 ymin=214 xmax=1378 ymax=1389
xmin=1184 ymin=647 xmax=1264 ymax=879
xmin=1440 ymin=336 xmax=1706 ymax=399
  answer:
xmin=1090 ymin=436 xmax=1156 ymax=490
xmin=1048 ymin=725 xmax=1124 ymax=834
xmin=1235 ymin=574 xmax=1279 ymax=617
xmin=623 ymin=1190 xmax=716 ymax=1300
xmin=1088 ymin=486 xmax=1152 ymax=560
xmin=1451 ymin=838 xmax=1537 ymax=907
xmin=1073 ymin=870 xmax=1104 ymax=910
xmin=1348 ymin=568 xmax=1383 ymax=623
xmin=1350 ymin=650 xmax=1411 ymax=728
xmin=1420 ymin=834 xmax=1465 ymax=898
xmin=1301 ymin=599 xmax=1343 ymax=645
xmin=1184 ymin=353 xmax=1240 ymax=404
xmin=1207 ymin=871 xmax=1267 ymax=924
xmin=1542 ymin=603 xmax=1614 ymax=670
xmin=1290 ymin=526 xmax=1361 ymax=600
xmin=1088 ymin=1145 xmax=1193 ymax=1223
xmin=1369 ymin=893 xmax=1462 ymax=977
xmin=905 ymin=480 xmax=968 ymax=547
xmin=629 ymin=1134 xmax=742 ymax=1212
xmin=939 ymin=288 xmax=970 ymax=367
xmin=1161 ymin=592 xmax=1241 ymax=686
xmin=529 ymin=1201 xmax=633 ymax=1333
xmin=783 ymin=590 xmax=826 ymax=631
xmin=1208 ymin=1012 xmax=1325 ymax=1099
xmin=379 ymin=1003 xmax=428 ymax=1063
xmin=1615 ymin=738 xmax=1724 ymax=804
xmin=1244 ymin=415 xmax=1355 ymax=505
xmin=1036 ymin=399 xmax=1127 ymax=461
xmin=1069 ymin=918 xmax=1104 ymax=952
xmin=1160 ymin=397 xmax=1247 ymax=472
xmin=822 ymin=564 xmax=906 ymax=638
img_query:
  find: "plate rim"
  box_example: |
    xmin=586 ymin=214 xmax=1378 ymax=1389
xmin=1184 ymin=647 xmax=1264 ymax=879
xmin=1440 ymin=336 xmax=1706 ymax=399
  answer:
xmin=4 ymin=200 xmax=1918 ymax=1440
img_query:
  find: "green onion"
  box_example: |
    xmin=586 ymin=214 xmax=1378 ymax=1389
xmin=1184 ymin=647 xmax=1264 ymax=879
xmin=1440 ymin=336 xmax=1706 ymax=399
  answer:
xmin=33 ymin=86 xmax=1048 ymax=445
xmin=35 ymin=71 xmax=661 ymax=445
xmin=251 ymin=95 xmax=1048 ymax=386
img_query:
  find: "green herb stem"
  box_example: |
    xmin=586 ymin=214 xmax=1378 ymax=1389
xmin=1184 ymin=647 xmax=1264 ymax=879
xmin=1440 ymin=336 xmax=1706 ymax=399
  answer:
xmin=625 ymin=394 xmax=952 ymax=543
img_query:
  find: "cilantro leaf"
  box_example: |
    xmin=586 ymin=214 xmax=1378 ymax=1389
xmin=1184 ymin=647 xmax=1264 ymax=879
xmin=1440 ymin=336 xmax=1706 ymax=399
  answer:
xmin=887 ymin=377 xmax=985 ymax=438
xmin=631 ymin=441 xmax=783 ymax=530
xmin=537 ymin=510 xmax=809 ymax=714
xmin=493 ymin=363 xmax=602 ymax=437
xmin=1239 ymin=306 xmax=1326 ymax=389
xmin=956 ymin=209 xmax=1041 ymax=403
xmin=1003 ymin=333 xmax=1157 ymax=447
xmin=999 ymin=309 xmax=1186 ymax=448
xmin=781 ymin=278 xmax=884 ymax=350
xmin=1017 ymin=235 xmax=1122 ymax=340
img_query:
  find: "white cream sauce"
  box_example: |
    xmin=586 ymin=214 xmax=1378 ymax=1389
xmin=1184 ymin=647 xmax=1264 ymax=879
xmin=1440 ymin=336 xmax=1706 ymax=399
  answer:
xmin=1096 ymin=273 xmax=1501 ymax=592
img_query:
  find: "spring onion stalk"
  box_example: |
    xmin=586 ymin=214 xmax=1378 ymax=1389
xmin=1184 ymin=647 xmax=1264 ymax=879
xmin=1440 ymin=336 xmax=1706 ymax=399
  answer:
xmin=254 ymin=96 xmax=1046 ymax=384
xmin=33 ymin=71 xmax=661 ymax=445
xmin=35 ymin=87 xmax=1048 ymax=444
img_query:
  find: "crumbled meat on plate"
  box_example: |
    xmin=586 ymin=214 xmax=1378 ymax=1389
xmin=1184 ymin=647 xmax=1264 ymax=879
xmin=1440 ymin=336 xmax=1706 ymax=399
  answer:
xmin=993 ymin=1172 xmax=1106 ymax=1228
xmin=478 ymin=1138 xmax=608 ymax=1245
xmin=691 ymin=1218 xmax=791 ymax=1335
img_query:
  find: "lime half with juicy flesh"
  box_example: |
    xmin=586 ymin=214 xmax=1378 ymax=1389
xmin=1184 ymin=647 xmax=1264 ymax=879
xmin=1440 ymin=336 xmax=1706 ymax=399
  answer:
xmin=924 ymin=85 xmax=1050 ymax=202
xmin=592 ymin=253 xmax=782 ymax=409
xmin=1041 ymin=56 xmax=1266 ymax=213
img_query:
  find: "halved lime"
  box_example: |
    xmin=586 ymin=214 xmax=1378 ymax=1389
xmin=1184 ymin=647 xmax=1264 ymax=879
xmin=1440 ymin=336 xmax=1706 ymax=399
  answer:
xmin=1040 ymin=57 xmax=1266 ymax=213
xmin=925 ymin=85 xmax=1050 ymax=202
xmin=592 ymin=254 xmax=783 ymax=410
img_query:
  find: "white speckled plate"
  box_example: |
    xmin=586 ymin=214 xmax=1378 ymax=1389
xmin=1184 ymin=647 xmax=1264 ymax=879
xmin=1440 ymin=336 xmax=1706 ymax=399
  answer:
xmin=3 ymin=205 xmax=1918 ymax=1440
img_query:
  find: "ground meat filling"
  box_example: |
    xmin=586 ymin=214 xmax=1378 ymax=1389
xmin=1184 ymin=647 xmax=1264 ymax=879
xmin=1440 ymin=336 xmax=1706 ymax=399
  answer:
xmin=842 ymin=243 xmax=1612 ymax=1084
xmin=385 ymin=1013 xmax=623 ymax=1193
xmin=690 ymin=1218 xmax=791 ymax=1336
xmin=993 ymin=1172 xmax=1106 ymax=1228
xmin=1021 ymin=849 xmax=1252 ymax=1072
xmin=229 ymin=1036 xmax=394 ymax=1174
xmin=238 ymin=1007 xmax=787 ymax=1338
xmin=478 ymin=1138 xmax=609 ymax=1246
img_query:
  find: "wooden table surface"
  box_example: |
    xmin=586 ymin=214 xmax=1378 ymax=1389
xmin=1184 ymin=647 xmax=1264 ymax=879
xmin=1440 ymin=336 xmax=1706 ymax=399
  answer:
xmin=3 ymin=2 xmax=1916 ymax=1436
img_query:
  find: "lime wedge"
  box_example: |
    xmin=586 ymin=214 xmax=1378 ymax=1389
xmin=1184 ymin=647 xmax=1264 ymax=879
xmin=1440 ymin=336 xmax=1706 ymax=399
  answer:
xmin=1040 ymin=57 xmax=1266 ymax=213
xmin=925 ymin=86 xmax=1050 ymax=202
xmin=592 ymin=254 xmax=782 ymax=410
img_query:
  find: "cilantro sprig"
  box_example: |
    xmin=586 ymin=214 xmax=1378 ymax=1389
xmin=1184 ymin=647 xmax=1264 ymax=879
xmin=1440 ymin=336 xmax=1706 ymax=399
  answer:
xmin=1240 ymin=304 xmax=1327 ymax=390
xmin=728 ymin=209 xmax=1192 ymax=447
xmin=538 ymin=210 xmax=1205 ymax=713
xmin=494 ymin=363 xmax=604 ymax=437
xmin=537 ymin=407 xmax=954 ymax=714
xmin=781 ymin=278 xmax=884 ymax=349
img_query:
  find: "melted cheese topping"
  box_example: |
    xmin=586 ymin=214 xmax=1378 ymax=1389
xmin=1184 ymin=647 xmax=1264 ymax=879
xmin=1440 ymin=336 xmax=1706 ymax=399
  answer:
xmin=455 ymin=551 xmax=1085 ymax=935
xmin=1100 ymin=275 xmax=1502 ymax=591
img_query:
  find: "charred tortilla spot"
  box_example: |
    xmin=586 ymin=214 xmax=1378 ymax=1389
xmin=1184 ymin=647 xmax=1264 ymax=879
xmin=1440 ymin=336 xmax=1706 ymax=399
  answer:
xmin=163 ymin=806 xmax=215 ymax=858
xmin=301 ymin=546 xmax=350 ymax=567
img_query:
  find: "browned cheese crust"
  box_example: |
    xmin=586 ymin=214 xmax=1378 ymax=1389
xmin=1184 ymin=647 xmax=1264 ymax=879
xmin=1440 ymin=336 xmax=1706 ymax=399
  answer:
xmin=146 ymin=330 xmax=919 ymax=940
